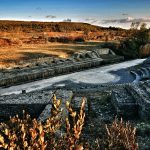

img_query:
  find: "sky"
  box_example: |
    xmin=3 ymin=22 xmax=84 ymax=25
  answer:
xmin=0 ymin=0 xmax=150 ymax=29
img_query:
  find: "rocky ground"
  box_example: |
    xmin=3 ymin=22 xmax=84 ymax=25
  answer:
xmin=0 ymin=84 xmax=150 ymax=149
xmin=0 ymin=58 xmax=150 ymax=149
xmin=72 ymin=88 xmax=150 ymax=150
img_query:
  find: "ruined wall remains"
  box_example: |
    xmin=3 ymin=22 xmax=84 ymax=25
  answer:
xmin=112 ymin=81 xmax=150 ymax=120
xmin=0 ymin=48 xmax=124 ymax=87
xmin=0 ymin=90 xmax=73 ymax=121
xmin=130 ymin=57 xmax=150 ymax=82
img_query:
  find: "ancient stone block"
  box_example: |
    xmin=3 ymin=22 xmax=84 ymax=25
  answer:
xmin=111 ymin=87 xmax=138 ymax=118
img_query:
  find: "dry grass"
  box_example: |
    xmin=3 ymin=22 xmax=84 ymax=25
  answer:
xmin=0 ymin=42 xmax=101 ymax=69
xmin=106 ymin=117 xmax=138 ymax=150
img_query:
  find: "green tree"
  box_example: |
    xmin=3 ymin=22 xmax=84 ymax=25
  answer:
xmin=118 ymin=22 xmax=149 ymax=59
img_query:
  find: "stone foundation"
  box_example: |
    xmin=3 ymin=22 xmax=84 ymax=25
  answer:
xmin=112 ymin=81 xmax=150 ymax=120
xmin=0 ymin=48 xmax=124 ymax=87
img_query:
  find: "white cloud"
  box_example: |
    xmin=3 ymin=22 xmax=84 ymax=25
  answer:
xmin=84 ymin=18 xmax=100 ymax=25
xmin=102 ymin=17 xmax=150 ymax=24
xmin=63 ymin=18 xmax=72 ymax=22
xmin=45 ymin=15 xmax=56 ymax=19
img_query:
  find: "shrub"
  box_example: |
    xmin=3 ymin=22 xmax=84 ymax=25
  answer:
xmin=117 ymin=24 xmax=150 ymax=59
xmin=74 ymin=37 xmax=85 ymax=42
xmin=48 ymin=36 xmax=85 ymax=43
xmin=106 ymin=117 xmax=138 ymax=150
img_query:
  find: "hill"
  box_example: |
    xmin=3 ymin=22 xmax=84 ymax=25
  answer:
xmin=0 ymin=20 xmax=125 ymax=32
xmin=0 ymin=20 xmax=129 ymax=47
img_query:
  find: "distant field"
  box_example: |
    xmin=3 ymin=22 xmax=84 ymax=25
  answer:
xmin=0 ymin=42 xmax=102 ymax=69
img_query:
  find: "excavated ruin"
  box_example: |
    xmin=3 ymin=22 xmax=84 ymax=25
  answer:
xmin=0 ymin=50 xmax=150 ymax=149
xmin=1 ymin=55 xmax=150 ymax=121
xmin=130 ymin=57 xmax=150 ymax=82
xmin=112 ymin=81 xmax=150 ymax=120
xmin=0 ymin=48 xmax=124 ymax=87
xmin=112 ymin=58 xmax=150 ymax=120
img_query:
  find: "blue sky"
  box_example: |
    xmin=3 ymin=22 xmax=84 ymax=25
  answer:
xmin=0 ymin=0 xmax=150 ymax=28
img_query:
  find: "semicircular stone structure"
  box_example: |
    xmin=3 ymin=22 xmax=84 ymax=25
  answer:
xmin=112 ymin=80 xmax=150 ymax=120
xmin=130 ymin=57 xmax=150 ymax=82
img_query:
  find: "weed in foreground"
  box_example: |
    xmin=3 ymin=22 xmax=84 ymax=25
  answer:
xmin=106 ymin=117 xmax=138 ymax=150
xmin=0 ymin=96 xmax=85 ymax=150
xmin=0 ymin=95 xmax=138 ymax=150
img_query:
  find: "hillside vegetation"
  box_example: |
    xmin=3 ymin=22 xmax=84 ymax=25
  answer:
xmin=0 ymin=20 xmax=124 ymax=32
xmin=0 ymin=20 xmax=128 ymax=46
xmin=0 ymin=20 xmax=149 ymax=60
xmin=102 ymin=23 xmax=150 ymax=59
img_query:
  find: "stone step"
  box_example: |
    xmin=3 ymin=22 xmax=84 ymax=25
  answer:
xmin=141 ymin=67 xmax=150 ymax=78
xmin=136 ymin=69 xmax=143 ymax=76
xmin=111 ymin=86 xmax=138 ymax=118
xmin=127 ymin=84 xmax=150 ymax=120
xmin=127 ymin=84 xmax=150 ymax=101
xmin=138 ymin=69 xmax=146 ymax=78
xmin=38 ymin=90 xmax=73 ymax=122
xmin=130 ymin=70 xmax=141 ymax=82
xmin=140 ymin=68 xmax=148 ymax=78
xmin=0 ymin=58 xmax=103 ymax=87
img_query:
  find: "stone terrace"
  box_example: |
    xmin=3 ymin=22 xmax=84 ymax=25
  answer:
xmin=0 ymin=48 xmax=124 ymax=87
xmin=112 ymin=80 xmax=150 ymax=120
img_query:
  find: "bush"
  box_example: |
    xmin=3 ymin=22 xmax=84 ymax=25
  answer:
xmin=106 ymin=118 xmax=138 ymax=150
xmin=48 ymin=36 xmax=85 ymax=43
xmin=74 ymin=37 xmax=85 ymax=42
xmin=118 ymin=24 xmax=150 ymax=59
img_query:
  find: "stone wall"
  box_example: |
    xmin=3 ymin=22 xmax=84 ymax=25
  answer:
xmin=130 ymin=57 xmax=150 ymax=82
xmin=0 ymin=90 xmax=73 ymax=122
xmin=111 ymin=81 xmax=150 ymax=120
